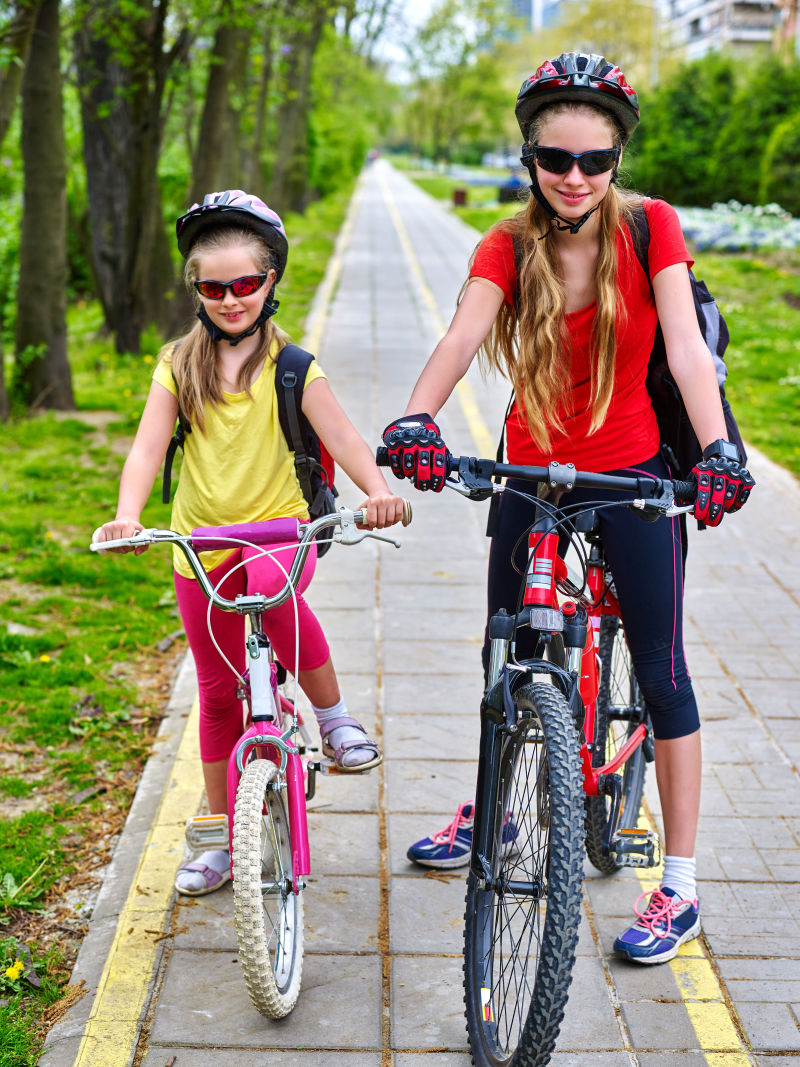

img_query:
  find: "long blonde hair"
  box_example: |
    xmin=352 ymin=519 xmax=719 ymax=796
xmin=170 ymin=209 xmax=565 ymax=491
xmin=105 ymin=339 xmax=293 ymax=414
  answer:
xmin=478 ymin=102 xmax=643 ymax=451
xmin=166 ymin=227 xmax=289 ymax=432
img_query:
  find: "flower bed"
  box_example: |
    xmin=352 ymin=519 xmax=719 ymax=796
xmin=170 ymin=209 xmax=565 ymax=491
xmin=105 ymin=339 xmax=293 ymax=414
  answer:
xmin=675 ymin=200 xmax=800 ymax=251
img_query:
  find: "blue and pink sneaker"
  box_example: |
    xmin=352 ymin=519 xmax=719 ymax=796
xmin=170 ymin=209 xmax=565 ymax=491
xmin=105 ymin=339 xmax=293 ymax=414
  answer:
xmin=406 ymin=801 xmax=518 ymax=870
xmin=614 ymin=886 xmax=700 ymax=964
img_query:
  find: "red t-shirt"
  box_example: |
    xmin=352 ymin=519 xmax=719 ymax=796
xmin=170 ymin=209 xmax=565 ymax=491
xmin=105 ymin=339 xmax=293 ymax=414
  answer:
xmin=469 ymin=198 xmax=694 ymax=472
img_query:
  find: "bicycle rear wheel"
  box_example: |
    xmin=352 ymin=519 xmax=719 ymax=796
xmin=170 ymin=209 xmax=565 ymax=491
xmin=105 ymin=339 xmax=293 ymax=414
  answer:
xmin=464 ymin=682 xmax=584 ymax=1067
xmin=584 ymin=615 xmax=649 ymax=874
xmin=233 ymin=758 xmax=304 ymax=1017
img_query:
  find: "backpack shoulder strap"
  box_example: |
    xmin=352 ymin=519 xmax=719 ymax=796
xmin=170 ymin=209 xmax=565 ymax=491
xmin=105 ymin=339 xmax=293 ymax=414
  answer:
xmin=162 ymin=343 xmax=189 ymax=505
xmin=628 ymin=202 xmax=652 ymax=292
xmin=275 ymin=342 xmax=317 ymax=502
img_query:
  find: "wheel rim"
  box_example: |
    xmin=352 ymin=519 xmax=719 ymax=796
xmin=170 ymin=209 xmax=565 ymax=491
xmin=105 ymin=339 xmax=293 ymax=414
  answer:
xmin=475 ymin=716 xmax=550 ymax=1059
xmin=260 ymin=785 xmax=299 ymax=993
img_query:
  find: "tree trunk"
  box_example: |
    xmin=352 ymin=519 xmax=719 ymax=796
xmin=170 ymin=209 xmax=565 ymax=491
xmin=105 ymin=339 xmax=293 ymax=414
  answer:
xmin=0 ymin=0 xmax=43 ymax=418
xmin=75 ymin=1 xmax=175 ymax=354
xmin=270 ymin=2 xmax=330 ymax=214
xmin=15 ymin=0 xmax=73 ymax=409
xmin=189 ymin=23 xmax=251 ymax=203
xmin=247 ymin=24 xmax=273 ymax=192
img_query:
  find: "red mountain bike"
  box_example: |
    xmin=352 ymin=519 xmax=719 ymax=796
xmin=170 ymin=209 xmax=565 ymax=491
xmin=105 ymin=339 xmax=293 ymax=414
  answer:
xmin=378 ymin=448 xmax=696 ymax=1067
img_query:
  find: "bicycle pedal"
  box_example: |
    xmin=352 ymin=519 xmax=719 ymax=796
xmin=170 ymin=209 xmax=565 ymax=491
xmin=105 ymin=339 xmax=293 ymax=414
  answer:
xmin=610 ymin=828 xmax=661 ymax=868
xmin=315 ymin=756 xmax=374 ymax=776
xmin=185 ymin=813 xmax=229 ymax=849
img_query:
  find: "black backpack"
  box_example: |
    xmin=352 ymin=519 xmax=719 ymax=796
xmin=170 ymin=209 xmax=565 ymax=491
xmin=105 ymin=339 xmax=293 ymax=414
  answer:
xmin=628 ymin=205 xmax=746 ymax=480
xmin=162 ymin=342 xmax=338 ymax=557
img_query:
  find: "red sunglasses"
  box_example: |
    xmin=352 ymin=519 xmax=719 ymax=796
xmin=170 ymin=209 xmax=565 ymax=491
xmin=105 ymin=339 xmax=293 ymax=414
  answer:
xmin=193 ymin=274 xmax=268 ymax=300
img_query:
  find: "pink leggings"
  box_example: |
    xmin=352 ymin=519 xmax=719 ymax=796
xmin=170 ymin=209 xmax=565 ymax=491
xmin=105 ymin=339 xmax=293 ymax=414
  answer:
xmin=174 ymin=542 xmax=330 ymax=762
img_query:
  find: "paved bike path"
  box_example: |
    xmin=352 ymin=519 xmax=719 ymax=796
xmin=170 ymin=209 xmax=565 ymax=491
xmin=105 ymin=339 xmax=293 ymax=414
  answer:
xmin=43 ymin=161 xmax=800 ymax=1066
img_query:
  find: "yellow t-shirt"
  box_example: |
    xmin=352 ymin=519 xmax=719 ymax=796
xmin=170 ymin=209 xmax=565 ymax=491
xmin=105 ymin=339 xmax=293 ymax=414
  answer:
xmin=153 ymin=341 xmax=326 ymax=577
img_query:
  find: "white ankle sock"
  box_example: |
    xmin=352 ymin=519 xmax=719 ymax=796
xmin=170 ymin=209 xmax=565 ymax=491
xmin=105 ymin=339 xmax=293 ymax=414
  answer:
xmin=313 ymin=697 xmax=374 ymax=767
xmin=176 ymin=848 xmax=229 ymax=893
xmin=661 ymin=855 xmax=697 ymax=901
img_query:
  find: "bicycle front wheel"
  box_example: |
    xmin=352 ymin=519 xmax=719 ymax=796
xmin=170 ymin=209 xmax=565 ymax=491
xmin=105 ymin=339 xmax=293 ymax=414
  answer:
xmin=233 ymin=758 xmax=304 ymax=1017
xmin=584 ymin=615 xmax=649 ymax=874
xmin=464 ymin=682 xmax=584 ymax=1067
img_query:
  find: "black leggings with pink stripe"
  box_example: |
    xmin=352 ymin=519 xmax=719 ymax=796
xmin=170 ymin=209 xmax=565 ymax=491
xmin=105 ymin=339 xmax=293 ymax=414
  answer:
xmin=484 ymin=452 xmax=700 ymax=741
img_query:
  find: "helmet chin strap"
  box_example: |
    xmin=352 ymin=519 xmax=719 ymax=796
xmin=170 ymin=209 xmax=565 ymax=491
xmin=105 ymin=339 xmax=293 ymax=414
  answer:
xmin=196 ymin=291 xmax=280 ymax=346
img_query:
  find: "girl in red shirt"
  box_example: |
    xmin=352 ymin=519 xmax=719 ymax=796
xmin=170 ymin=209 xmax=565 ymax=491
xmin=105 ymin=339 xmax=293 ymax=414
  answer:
xmin=383 ymin=52 xmax=753 ymax=964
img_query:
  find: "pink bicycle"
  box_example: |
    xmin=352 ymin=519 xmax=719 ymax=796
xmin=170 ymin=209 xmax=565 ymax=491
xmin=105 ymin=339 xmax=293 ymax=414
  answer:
xmin=91 ymin=504 xmax=410 ymax=1017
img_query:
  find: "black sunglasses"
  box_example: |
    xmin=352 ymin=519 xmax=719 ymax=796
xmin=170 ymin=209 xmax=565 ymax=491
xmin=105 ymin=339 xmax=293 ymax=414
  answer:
xmin=533 ymin=144 xmax=620 ymax=176
xmin=193 ymin=273 xmax=268 ymax=300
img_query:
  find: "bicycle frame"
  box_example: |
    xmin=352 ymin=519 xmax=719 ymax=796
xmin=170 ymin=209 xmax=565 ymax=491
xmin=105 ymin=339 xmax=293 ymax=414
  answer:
xmin=91 ymin=508 xmax=407 ymax=896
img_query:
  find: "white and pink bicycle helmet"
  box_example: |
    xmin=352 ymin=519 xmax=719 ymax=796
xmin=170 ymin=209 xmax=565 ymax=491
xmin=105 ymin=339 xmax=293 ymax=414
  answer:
xmin=176 ymin=190 xmax=289 ymax=281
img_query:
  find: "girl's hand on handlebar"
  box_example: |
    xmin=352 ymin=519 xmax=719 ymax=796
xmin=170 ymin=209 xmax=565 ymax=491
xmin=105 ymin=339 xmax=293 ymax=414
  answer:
xmin=357 ymin=491 xmax=408 ymax=530
xmin=381 ymin=413 xmax=449 ymax=492
xmin=690 ymin=457 xmax=755 ymax=527
xmin=93 ymin=518 xmax=147 ymax=554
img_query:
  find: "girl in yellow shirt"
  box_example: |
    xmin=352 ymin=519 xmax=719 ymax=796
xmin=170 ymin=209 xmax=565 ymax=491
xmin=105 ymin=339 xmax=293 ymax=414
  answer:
xmin=96 ymin=191 xmax=404 ymax=895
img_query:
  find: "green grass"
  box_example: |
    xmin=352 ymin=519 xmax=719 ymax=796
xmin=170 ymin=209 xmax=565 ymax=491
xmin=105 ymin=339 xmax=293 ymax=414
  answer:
xmin=0 ymin=179 xmax=355 ymax=1057
xmin=403 ymin=166 xmax=800 ymax=479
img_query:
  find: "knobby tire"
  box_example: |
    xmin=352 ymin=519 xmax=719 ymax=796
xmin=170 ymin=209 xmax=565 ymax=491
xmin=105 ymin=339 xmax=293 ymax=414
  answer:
xmin=464 ymin=682 xmax=584 ymax=1067
xmin=233 ymin=758 xmax=304 ymax=1017
xmin=584 ymin=615 xmax=649 ymax=874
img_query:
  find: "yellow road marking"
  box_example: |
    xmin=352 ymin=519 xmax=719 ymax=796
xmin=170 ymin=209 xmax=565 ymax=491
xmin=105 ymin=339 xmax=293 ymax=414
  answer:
xmin=377 ymin=166 xmax=495 ymax=459
xmin=74 ymin=697 xmax=202 ymax=1066
xmin=635 ymin=810 xmax=749 ymax=1063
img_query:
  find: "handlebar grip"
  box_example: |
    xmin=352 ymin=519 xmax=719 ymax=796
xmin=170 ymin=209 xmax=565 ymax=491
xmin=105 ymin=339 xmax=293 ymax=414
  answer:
xmin=672 ymin=478 xmax=697 ymax=504
xmin=354 ymin=500 xmax=412 ymax=527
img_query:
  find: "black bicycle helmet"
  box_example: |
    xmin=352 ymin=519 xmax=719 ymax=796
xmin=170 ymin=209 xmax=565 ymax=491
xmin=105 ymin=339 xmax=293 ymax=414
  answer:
xmin=516 ymin=52 xmax=640 ymax=144
xmin=176 ymin=189 xmax=289 ymax=281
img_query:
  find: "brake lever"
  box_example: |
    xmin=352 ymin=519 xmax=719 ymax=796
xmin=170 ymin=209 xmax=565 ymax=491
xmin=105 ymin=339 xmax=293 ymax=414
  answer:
xmin=336 ymin=510 xmax=401 ymax=548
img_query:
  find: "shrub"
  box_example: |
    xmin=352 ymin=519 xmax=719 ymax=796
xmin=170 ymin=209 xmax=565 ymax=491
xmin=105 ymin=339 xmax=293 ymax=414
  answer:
xmin=759 ymin=111 xmax=800 ymax=216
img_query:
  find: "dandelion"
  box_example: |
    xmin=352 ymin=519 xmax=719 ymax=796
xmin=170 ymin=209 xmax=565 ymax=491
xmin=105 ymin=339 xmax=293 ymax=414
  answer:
xmin=5 ymin=960 xmax=24 ymax=980
xmin=45 ymin=530 xmax=56 ymax=539
xmin=143 ymin=355 xmax=153 ymax=364
xmin=124 ymin=388 xmax=132 ymax=397
xmin=39 ymin=654 xmax=51 ymax=663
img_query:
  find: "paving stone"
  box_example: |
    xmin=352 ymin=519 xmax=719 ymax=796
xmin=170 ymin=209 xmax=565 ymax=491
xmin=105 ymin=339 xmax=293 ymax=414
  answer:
xmin=391 ymin=955 xmax=470 ymax=1050
xmin=143 ymin=1051 xmax=381 ymax=1066
xmin=735 ymin=1001 xmax=800 ymax=1050
xmin=556 ymin=955 xmax=624 ymax=1051
xmin=305 ymin=811 xmax=380 ymax=875
xmin=150 ymin=950 xmax=383 ymax=1049
xmin=636 ymin=1055 xmax=710 ymax=1065
xmin=383 ymin=712 xmax=481 ymax=760
xmin=394 ymin=1055 xmax=472 ymax=1066
xmin=390 ymin=872 xmax=468 ymax=954
xmin=386 ymin=759 xmax=479 ymax=815
xmin=620 ymin=1000 xmax=701 ymax=1050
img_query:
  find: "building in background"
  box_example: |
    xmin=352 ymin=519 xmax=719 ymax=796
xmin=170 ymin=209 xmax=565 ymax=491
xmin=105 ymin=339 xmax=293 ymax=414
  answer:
xmin=510 ymin=0 xmax=567 ymax=30
xmin=663 ymin=0 xmax=781 ymax=58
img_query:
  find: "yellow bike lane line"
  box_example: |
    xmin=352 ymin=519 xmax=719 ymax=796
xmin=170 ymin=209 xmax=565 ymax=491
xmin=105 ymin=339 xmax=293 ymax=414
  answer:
xmin=63 ymin=178 xmax=368 ymax=1067
xmin=377 ymin=163 xmax=755 ymax=1067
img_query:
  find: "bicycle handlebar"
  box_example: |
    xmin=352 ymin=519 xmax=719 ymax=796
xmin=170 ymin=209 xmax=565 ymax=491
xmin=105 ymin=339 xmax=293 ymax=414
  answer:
xmin=375 ymin=447 xmax=697 ymax=511
xmin=90 ymin=503 xmax=412 ymax=615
